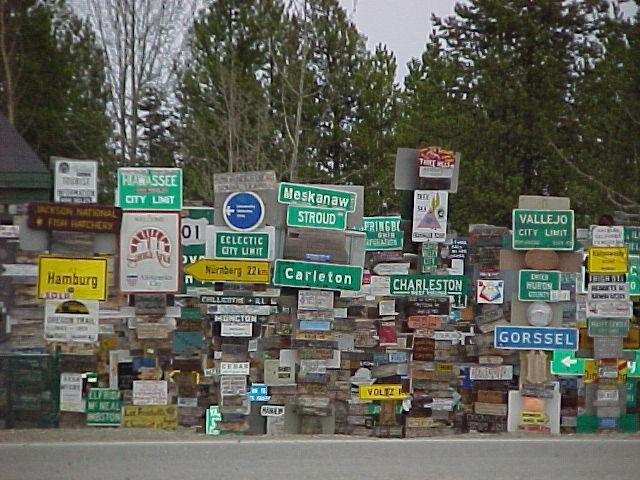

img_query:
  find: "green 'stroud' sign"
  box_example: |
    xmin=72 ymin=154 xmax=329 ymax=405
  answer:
xmin=286 ymin=205 xmax=346 ymax=230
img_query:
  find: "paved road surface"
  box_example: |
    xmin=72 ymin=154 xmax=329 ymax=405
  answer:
xmin=1 ymin=436 xmax=639 ymax=480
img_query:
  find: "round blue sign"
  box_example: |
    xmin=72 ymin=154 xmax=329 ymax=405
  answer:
xmin=223 ymin=191 xmax=265 ymax=231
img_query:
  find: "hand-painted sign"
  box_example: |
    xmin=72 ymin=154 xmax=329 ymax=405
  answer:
xmin=206 ymin=225 xmax=275 ymax=260
xmin=122 ymin=405 xmax=178 ymax=429
xmin=278 ymin=182 xmax=357 ymax=212
xmin=273 ymin=259 xmax=363 ymax=291
xmin=358 ymin=384 xmax=406 ymax=400
xmin=518 ymin=270 xmax=561 ymax=302
xmin=222 ymin=191 xmax=265 ymax=231
xmin=119 ymin=212 xmax=180 ymax=293
xmin=587 ymin=247 xmax=628 ymax=274
xmin=186 ymin=259 xmax=270 ymax=284
xmin=117 ymin=167 xmax=182 ymax=210
xmin=37 ymin=255 xmax=108 ymax=301
xmin=133 ymin=380 xmax=168 ymax=406
xmin=287 ymin=205 xmax=346 ymax=230
xmin=494 ymin=326 xmax=579 ymax=351
xmin=412 ymin=190 xmax=448 ymax=242
xmin=352 ymin=216 xmax=403 ymax=251
xmin=417 ymin=146 xmax=456 ymax=179
xmin=512 ymin=209 xmax=574 ymax=250
xmin=53 ymin=158 xmax=98 ymax=203
xmin=550 ymin=350 xmax=587 ymax=375
xmin=28 ymin=203 xmax=121 ymax=233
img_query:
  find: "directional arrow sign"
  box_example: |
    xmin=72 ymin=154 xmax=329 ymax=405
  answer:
xmin=184 ymin=259 xmax=270 ymax=284
xmin=625 ymin=349 xmax=640 ymax=377
xmin=550 ymin=350 xmax=586 ymax=375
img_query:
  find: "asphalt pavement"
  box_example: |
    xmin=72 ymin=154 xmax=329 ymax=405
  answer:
xmin=1 ymin=431 xmax=639 ymax=480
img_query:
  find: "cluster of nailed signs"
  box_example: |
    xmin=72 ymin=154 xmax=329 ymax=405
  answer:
xmin=9 ymin=150 xmax=640 ymax=435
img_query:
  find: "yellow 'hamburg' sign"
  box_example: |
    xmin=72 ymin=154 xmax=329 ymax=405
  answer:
xmin=37 ymin=255 xmax=108 ymax=301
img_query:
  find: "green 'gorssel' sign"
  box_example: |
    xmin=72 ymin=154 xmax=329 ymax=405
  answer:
xmin=512 ymin=209 xmax=574 ymax=250
xmin=273 ymin=259 xmax=362 ymax=291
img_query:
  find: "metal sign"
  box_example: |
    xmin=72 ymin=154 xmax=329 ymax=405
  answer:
xmin=550 ymin=350 xmax=587 ymax=375
xmin=477 ymin=279 xmax=504 ymax=304
xmin=352 ymin=216 xmax=403 ymax=251
xmin=86 ymin=388 xmax=122 ymax=426
xmin=220 ymin=362 xmax=250 ymax=375
xmin=37 ymin=255 xmax=108 ymax=301
xmin=358 ymin=384 xmax=406 ymax=400
xmin=222 ymin=191 xmax=265 ymax=231
xmin=587 ymin=246 xmax=628 ymax=274
xmin=184 ymin=259 xmax=270 ymax=284
xmin=53 ymin=158 xmax=98 ymax=204
xmin=389 ymin=274 xmax=467 ymax=305
xmin=588 ymin=318 xmax=629 ymax=337
xmin=260 ymin=405 xmax=285 ymax=417
xmin=182 ymin=207 xmax=214 ymax=292
xmin=412 ymin=190 xmax=448 ymax=243
xmin=512 ymin=209 xmax=574 ymax=250
xmin=586 ymin=300 xmax=633 ymax=318
xmin=494 ymin=326 xmax=579 ymax=351
xmin=628 ymin=255 xmax=640 ymax=296
xmin=28 ymin=203 xmax=121 ymax=233
xmin=587 ymin=282 xmax=629 ymax=302
xmin=592 ymin=226 xmax=624 ymax=247
xmin=44 ymin=299 xmax=99 ymax=343
xmin=206 ymin=225 xmax=275 ymax=261
xmin=117 ymin=167 xmax=182 ymax=210
xmin=625 ymin=350 xmax=640 ymax=377
xmin=213 ymin=170 xmax=277 ymax=193
xmin=624 ymin=226 xmax=640 ymax=254
xmin=518 ymin=270 xmax=561 ymax=302
xmin=119 ymin=212 xmax=180 ymax=293
xmin=278 ymin=182 xmax=356 ymax=212
xmin=272 ymin=259 xmax=363 ymax=291
xmin=469 ymin=365 xmax=513 ymax=380
xmin=286 ymin=205 xmax=346 ymax=230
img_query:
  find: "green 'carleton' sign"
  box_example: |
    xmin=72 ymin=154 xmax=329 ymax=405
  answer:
xmin=287 ymin=205 xmax=346 ymax=230
xmin=278 ymin=182 xmax=356 ymax=212
xmin=512 ymin=209 xmax=574 ymax=251
xmin=273 ymin=259 xmax=363 ymax=291
xmin=389 ymin=274 xmax=467 ymax=302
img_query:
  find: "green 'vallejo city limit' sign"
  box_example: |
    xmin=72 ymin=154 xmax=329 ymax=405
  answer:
xmin=512 ymin=209 xmax=574 ymax=251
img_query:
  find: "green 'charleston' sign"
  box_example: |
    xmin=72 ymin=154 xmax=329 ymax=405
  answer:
xmin=278 ymin=182 xmax=356 ymax=212
xmin=512 ymin=209 xmax=574 ymax=250
xmin=389 ymin=274 xmax=467 ymax=305
xmin=273 ymin=259 xmax=362 ymax=291
xmin=287 ymin=205 xmax=346 ymax=230
xmin=352 ymin=216 xmax=404 ymax=251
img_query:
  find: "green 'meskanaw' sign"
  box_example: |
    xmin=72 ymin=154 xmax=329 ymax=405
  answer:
xmin=278 ymin=182 xmax=356 ymax=212
xmin=512 ymin=209 xmax=574 ymax=250
xmin=287 ymin=205 xmax=346 ymax=230
xmin=353 ymin=216 xmax=403 ymax=251
xmin=273 ymin=259 xmax=362 ymax=291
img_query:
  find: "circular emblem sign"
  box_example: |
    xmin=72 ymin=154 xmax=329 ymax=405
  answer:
xmin=223 ymin=191 xmax=265 ymax=231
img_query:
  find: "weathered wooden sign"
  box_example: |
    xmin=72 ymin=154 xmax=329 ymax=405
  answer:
xmin=28 ymin=202 xmax=121 ymax=233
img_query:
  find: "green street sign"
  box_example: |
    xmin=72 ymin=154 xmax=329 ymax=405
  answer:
xmin=512 ymin=209 xmax=574 ymax=250
xmin=117 ymin=167 xmax=182 ymax=210
xmin=625 ymin=350 xmax=640 ymax=377
xmin=273 ymin=259 xmax=363 ymax=291
xmin=206 ymin=405 xmax=222 ymax=435
xmin=588 ymin=318 xmax=629 ymax=337
xmin=208 ymin=226 xmax=274 ymax=260
xmin=182 ymin=207 xmax=214 ymax=293
xmin=389 ymin=274 xmax=467 ymax=303
xmin=624 ymin=227 xmax=640 ymax=254
xmin=278 ymin=182 xmax=356 ymax=212
xmin=287 ymin=205 xmax=346 ymax=230
xmin=352 ymin=216 xmax=404 ymax=251
xmin=86 ymin=388 xmax=121 ymax=426
xmin=420 ymin=241 xmax=438 ymax=273
xmin=628 ymin=255 xmax=640 ymax=296
xmin=518 ymin=269 xmax=561 ymax=301
xmin=550 ymin=350 xmax=586 ymax=376
xmin=626 ymin=378 xmax=636 ymax=406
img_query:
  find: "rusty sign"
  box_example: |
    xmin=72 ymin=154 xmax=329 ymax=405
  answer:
xmin=28 ymin=202 xmax=122 ymax=233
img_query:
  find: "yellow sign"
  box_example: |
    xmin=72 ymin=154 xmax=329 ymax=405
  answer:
xmin=184 ymin=259 xmax=270 ymax=284
xmin=584 ymin=359 xmax=597 ymax=383
xmin=358 ymin=384 xmax=406 ymax=400
xmin=122 ymin=405 xmax=177 ymax=429
xmin=587 ymin=247 xmax=628 ymax=274
xmin=37 ymin=255 xmax=108 ymax=301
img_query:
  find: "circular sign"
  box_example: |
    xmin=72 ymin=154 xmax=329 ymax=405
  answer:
xmin=223 ymin=192 xmax=265 ymax=231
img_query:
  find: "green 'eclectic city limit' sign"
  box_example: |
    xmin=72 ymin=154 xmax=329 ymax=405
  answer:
xmin=272 ymin=259 xmax=362 ymax=291
xmin=512 ymin=209 xmax=574 ymax=251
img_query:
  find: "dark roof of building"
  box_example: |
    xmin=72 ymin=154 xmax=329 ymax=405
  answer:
xmin=0 ymin=112 xmax=48 ymax=174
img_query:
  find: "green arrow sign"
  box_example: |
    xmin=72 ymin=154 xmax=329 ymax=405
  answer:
xmin=550 ymin=350 xmax=586 ymax=375
xmin=625 ymin=349 xmax=640 ymax=378
xmin=512 ymin=209 xmax=574 ymax=250
xmin=287 ymin=205 xmax=346 ymax=230
xmin=518 ymin=269 xmax=561 ymax=301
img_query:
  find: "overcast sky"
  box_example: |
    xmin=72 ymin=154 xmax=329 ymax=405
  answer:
xmin=338 ymin=0 xmax=458 ymax=83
